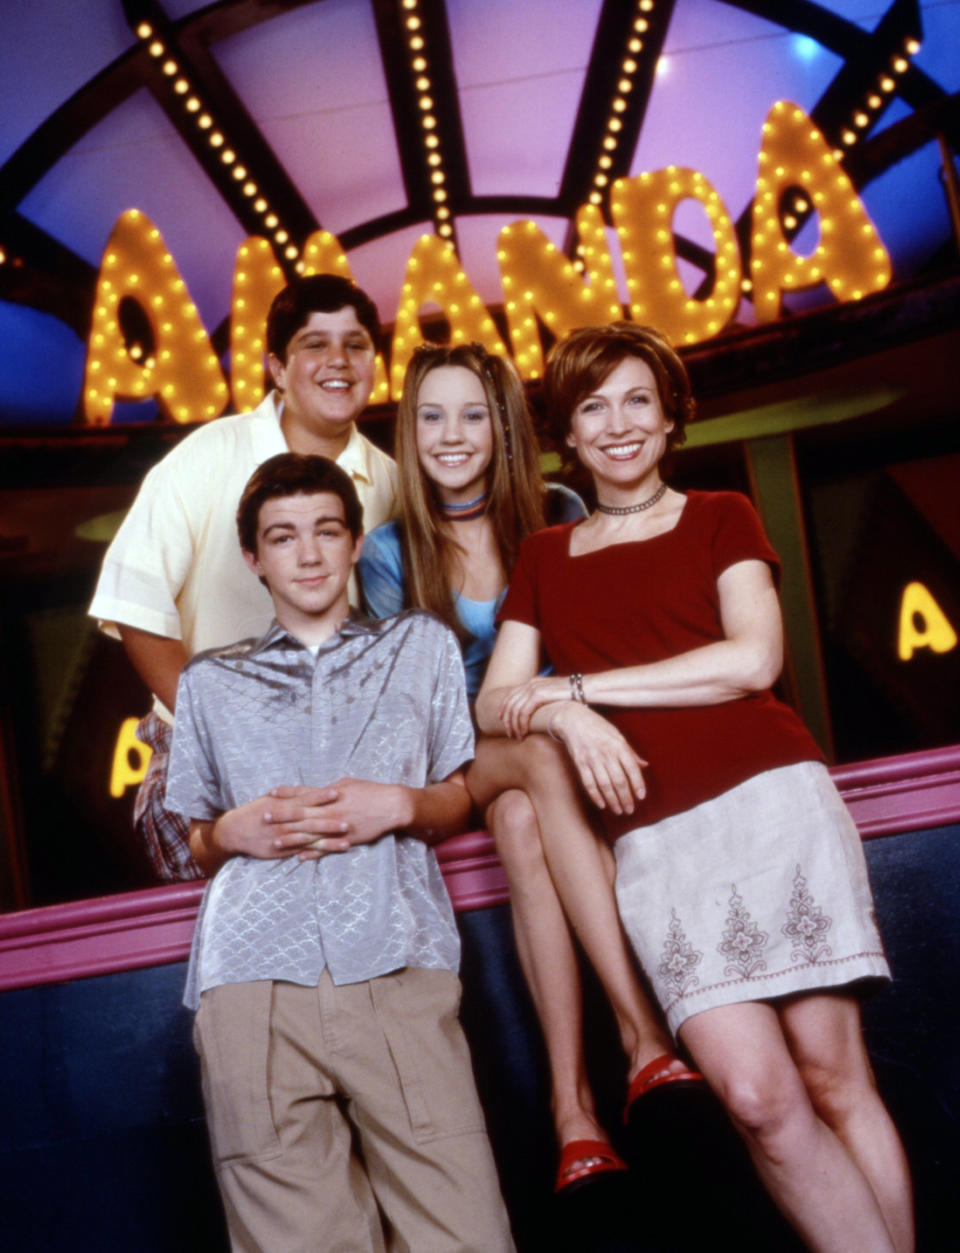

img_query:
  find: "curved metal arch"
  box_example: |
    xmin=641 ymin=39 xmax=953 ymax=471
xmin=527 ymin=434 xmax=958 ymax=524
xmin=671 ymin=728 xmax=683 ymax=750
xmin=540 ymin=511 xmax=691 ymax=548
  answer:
xmin=0 ymin=0 xmax=954 ymax=345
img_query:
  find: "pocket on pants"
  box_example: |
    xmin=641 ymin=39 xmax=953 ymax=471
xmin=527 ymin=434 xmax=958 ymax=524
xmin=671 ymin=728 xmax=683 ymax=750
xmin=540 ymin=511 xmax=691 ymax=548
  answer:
xmin=194 ymin=982 xmax=282 ymax=1163
xmin=371 ymin=968 xmax=488 ymax=1144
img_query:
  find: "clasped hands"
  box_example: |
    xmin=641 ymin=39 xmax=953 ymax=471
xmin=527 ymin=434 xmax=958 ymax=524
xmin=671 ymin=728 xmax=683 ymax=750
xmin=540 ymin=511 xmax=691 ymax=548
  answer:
xmin=498 ymin=676 xmax=647 ymax=817
xmin=214 ymin=778 xmax=409 ymax=862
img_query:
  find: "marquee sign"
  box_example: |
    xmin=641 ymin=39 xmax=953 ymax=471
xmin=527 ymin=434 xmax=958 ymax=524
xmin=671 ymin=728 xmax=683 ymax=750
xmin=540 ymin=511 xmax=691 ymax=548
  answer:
xmin=83 ymin=100 xmax=891 ymax=425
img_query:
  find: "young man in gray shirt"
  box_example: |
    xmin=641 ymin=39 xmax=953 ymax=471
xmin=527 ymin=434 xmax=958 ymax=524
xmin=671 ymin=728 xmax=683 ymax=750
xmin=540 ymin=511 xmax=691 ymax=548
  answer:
xmin=166 ymin=452 xmax=513 ymax=1252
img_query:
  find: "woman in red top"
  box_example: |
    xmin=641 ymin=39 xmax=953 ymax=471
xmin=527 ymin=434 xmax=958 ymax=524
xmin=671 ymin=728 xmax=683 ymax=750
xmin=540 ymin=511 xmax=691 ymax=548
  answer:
xmin=476 ymin=323 xmax=913 ymax=1253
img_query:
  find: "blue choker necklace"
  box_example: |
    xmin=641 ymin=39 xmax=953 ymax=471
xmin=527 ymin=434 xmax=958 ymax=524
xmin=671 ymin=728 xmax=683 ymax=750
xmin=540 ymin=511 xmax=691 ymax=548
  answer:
xmin=440 ymin=492 xmax=489 ymax=521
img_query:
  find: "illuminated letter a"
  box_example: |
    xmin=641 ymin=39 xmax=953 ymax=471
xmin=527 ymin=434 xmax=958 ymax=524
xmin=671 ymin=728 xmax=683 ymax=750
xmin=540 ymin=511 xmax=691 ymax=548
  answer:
xmin=897 ymin=582 xmax=958 ymax=661
xmin=83 ymin=210 xmax=228 ymax=424
xmin=751 ymin=101 xmax=891 ymax=321
xmin=109 ymin=717 xmax=152 ymax=799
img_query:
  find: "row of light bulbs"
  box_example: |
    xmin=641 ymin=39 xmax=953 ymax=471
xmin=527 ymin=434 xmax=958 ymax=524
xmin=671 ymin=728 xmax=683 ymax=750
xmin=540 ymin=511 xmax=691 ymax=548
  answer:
xmin=400 ymin=0 xmax=454 ymax=241
xmin=131 ymin=3 xmax=905 ymax=313
xmin=134 ymin=20 xmax=306 ymax=271
xmin=577 ymin=0 xmax=656 ymax=272
xmin=838 ymin=36 xmax=920 ymax=152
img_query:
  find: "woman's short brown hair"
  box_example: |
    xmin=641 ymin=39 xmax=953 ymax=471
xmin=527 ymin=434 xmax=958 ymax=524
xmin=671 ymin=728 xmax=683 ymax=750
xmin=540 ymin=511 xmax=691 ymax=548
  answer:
xmin=543 ymin=322 xmax=695 ymax=451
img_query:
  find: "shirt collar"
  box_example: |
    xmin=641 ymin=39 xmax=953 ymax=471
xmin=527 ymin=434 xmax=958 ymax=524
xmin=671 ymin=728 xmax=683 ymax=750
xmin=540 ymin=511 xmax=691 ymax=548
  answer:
xmin=249 ymin=391 xmax=289 ymax=459
xmin=261 ymin=390 xmax=373 ymax=485
xmin=336 ymin=421 xmax=375 ymax=485
xmin=250 ymin=610 xmax=380 ymax=656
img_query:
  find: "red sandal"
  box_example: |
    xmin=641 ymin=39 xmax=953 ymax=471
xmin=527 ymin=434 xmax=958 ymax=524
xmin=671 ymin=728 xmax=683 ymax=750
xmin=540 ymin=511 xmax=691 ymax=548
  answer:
xmin=555 ymin=1138 xmax=628 ymax=1194
xmin=624 ymin=1053 xmax=705 ymax=1122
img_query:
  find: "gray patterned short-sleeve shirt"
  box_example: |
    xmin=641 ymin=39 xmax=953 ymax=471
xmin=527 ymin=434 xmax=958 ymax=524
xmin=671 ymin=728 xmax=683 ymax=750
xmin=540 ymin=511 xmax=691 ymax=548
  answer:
xmin=166 ymin=610 xmax=474 ymax=1009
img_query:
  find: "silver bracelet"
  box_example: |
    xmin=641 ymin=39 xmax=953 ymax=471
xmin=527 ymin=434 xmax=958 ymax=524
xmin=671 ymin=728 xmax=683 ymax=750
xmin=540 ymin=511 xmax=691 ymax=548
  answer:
xmin=569 ymin=672 xmax=586 ymax=704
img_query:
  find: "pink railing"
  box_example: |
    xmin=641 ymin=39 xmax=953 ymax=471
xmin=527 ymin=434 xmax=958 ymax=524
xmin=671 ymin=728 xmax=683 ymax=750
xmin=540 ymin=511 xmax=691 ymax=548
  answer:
xmin=1 ymin=744 xmax=958 ymax=993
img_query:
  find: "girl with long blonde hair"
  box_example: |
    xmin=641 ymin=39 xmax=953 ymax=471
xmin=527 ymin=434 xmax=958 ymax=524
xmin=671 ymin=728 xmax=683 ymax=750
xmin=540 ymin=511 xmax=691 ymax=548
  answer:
xmin=360 ymin=342 xmax=695 ymax=1195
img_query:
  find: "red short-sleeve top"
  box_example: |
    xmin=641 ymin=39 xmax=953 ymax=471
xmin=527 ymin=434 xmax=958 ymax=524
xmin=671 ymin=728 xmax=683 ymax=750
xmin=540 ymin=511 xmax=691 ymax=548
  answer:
xmin=499 ymin=491 xmax=823 ymax=841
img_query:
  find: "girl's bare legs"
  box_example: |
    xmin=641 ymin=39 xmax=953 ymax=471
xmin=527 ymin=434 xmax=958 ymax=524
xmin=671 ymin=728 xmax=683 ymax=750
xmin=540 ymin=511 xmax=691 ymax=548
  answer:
xmin=468 ymin=734 xmax=678 ymax=1087
xmin=486 ymin=790 xmax=605 ymax=1154
xmin=680 ymin=999 xmax=913 ymax=1253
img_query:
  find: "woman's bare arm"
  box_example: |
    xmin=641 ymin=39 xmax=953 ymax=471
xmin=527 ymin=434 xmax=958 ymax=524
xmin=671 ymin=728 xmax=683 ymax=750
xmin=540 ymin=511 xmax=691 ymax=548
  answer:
xmin=475 ymin=619 xmax=646 ymax=813
xmin=498 ymin=560 xmax=783 ymax=736
xmin=474 ymin=619 xmax=544 ymax=734
xmin=586 ymin=559 xmax=783 ymax=705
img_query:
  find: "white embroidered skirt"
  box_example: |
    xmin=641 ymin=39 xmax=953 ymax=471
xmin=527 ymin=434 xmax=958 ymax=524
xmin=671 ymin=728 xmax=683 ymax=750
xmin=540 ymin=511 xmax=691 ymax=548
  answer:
xmin=613 ymin=761 xmax=890 ymax=1036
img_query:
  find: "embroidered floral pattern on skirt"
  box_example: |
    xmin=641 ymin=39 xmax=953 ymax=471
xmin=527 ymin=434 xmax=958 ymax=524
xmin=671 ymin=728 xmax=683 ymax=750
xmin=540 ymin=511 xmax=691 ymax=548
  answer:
xmin=782 ymin=865 xmax=833 ymax=964
xmin=719 ymin=887 xmax=769 ymax=978
xmin=614 ymin=762 xmax=890 ymax=1035
xmin=657 ymin=909 xmax=703 ymax=1000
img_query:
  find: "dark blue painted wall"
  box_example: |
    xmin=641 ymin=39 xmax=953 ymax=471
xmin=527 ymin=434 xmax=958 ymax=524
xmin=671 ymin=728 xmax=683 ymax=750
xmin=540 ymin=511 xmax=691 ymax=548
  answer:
xmin=2 ymin=824 xmax=958 ymax=1251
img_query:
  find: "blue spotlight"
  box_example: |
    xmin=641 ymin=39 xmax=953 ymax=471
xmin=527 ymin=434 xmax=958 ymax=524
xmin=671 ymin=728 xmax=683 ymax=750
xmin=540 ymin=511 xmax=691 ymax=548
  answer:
xmin=793 ymin=34 xmax=820 ymax=62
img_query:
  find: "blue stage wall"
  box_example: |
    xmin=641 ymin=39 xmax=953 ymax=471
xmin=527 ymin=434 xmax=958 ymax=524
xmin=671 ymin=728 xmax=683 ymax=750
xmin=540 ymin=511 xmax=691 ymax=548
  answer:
xmin=1 ymin=823 xmax=958 ymax=1252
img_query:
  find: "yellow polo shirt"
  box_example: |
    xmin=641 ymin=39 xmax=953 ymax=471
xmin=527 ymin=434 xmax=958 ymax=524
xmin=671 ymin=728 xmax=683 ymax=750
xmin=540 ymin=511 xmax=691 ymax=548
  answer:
xmin=89 ymin=391 xmax=397 ymax=721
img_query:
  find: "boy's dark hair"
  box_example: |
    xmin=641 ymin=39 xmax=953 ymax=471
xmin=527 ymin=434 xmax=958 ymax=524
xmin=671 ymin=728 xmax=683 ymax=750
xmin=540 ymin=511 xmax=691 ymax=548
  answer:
xmin=237 ymin=453 xmax=364 ymax=554
xmin=266 ymin=275 xmax=381 ymax=362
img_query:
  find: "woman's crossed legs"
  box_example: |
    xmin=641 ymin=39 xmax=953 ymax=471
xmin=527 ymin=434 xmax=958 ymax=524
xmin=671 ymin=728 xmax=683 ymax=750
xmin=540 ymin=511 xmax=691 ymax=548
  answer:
xmin=468 ymin=734 xmax=685 ymax=1180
